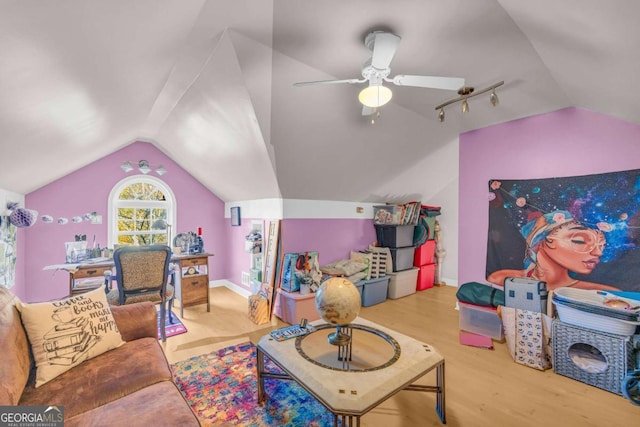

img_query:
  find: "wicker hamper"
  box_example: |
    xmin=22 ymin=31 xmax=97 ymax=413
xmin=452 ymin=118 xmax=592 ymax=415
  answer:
xmin=552 ymin=320 xmax=639 ymax=395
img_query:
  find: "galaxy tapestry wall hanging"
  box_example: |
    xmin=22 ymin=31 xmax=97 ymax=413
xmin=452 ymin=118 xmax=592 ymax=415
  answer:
xmin=486 ymin=169 xmax=640 ymax=292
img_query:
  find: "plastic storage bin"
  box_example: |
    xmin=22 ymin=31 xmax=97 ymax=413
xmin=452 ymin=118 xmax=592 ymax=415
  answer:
xmin=414 ymin=240 xmax=436 ymax=266
xmin=354 ymin=276 xmax=389 ymax=307
xmin=552 ymin=320 xmax=638 ymax=395
xmin=459 ymin=302 xmax=504 ymax=340
xmin=387 ymin=267 xmax=418 ymax=299
xmin=273 ymin=289 xmax=320 ymax=324
xmin=375 ymin=225 xmax=416 ymax=248
xmin=389 ymin=247 xmax=415 ymax=272
xmin=417 ymin=263 xmax=436 ymax=290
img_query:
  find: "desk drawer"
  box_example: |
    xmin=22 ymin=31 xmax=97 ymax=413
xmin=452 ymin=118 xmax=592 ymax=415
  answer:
xmin=73 ymin=266 xmax=112 ymax=279
xmin=181 ymin=275 xmax=209 ymax=305
xmin=179 ymin=257 xmax=208 ymax=268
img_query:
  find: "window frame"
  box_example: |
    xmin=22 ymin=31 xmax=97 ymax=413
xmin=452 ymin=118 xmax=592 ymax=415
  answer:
xmin=108 ymin=175 xmax=177 ymax=248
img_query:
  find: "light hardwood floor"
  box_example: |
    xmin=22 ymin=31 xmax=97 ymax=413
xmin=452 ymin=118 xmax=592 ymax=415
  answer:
xmin=162 ymin=285 xmax=638 ymax=426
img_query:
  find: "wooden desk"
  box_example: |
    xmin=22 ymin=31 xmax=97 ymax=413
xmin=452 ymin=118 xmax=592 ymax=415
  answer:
xmin=45 ymin=252 xmax=213 ymax=317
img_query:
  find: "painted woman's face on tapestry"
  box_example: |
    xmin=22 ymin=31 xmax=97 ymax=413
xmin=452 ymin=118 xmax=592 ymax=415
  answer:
xmin=542 ymin=224 xmax=605 ymax=274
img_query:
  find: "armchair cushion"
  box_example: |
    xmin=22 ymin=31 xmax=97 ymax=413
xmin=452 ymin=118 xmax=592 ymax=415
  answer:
xmin=17 ymin=288 xmax=125 ymax=387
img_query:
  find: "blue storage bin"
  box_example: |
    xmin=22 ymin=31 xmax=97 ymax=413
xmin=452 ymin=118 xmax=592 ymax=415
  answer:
xmin=354 ymin=276 xmax=389 ymax=307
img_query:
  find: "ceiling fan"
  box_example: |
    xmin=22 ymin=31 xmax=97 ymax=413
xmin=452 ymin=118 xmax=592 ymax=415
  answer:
xmin=294 ymin=30 xmax=465 ymax=117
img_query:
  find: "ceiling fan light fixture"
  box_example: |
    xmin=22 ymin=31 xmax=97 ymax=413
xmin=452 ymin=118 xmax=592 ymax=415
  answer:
xmin=359 ymin=85 xmax=393 ymax=108
xmin=438 ymin=108 xmax=445 ymax=122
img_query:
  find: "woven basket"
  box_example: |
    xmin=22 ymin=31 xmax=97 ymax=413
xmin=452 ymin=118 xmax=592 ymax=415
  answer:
xmin=552 ymin=320 xmax=639 ymax=395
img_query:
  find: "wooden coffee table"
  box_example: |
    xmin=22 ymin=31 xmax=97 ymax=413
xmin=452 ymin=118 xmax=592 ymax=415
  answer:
xmin=256 ymin=317 xmax=445 ymax=426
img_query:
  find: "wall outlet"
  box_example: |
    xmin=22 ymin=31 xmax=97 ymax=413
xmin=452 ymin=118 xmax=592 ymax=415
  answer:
xmin=241 ymin=272 xmax=250 ymax=286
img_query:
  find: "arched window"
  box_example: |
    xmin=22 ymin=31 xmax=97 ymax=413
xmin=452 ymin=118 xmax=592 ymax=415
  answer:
xmin=108 ymin=176 xmax=176 ymax=247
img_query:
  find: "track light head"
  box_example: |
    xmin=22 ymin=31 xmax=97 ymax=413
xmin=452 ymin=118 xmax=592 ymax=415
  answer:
xmin=490 ymin=89 xmax=499 ymax=106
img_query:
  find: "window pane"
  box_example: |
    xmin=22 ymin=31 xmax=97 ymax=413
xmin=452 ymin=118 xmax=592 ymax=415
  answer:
xmin=112 ymin=177 xmax=173 ymax=247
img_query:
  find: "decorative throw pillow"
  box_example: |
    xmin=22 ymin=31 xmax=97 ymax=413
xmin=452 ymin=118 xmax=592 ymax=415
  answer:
xmin=17 ymin=287 xmax=125 ymax=387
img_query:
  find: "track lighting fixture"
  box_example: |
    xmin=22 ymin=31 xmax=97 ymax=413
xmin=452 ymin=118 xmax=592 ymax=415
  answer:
xmin=434 ymin=81 xmax=504 ymax=123
xmin=120 ymin=160 xmax=168 ymax=176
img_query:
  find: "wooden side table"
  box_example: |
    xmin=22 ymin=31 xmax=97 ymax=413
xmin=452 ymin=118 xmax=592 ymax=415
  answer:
xmin=173 ymin=253 xmax=213 ymax=317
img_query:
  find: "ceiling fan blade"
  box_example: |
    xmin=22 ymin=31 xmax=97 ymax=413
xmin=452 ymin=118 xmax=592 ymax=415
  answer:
xmin=293 ymin=78 xmax=364 ymax=87
xmin=370 ymin=32 xmax=401 ymax=70
xmin=391 ymin=75 xmax=465 ymax=91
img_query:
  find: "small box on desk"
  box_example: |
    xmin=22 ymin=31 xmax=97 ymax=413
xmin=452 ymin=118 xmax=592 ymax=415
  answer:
xmin=273 ymin=289 xmax=320 ymax=325
xmin=375 ymin=225 xmax=416 ymax=248
xmin=354 ymin=276 xmax=390 ymax=307
xmin=417 ymin=263 xmax=435 ymax=290
xmin=414 ymin=240 xmax=436 ymax=266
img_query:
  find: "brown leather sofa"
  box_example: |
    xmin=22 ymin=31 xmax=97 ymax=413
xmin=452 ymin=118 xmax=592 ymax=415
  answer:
xmin=0 ymin=286 xmax=200 ymax=426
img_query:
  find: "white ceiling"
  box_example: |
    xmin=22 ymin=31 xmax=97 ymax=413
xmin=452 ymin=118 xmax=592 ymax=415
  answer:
xmin=1 ymin=0 xmax=638 ymax=201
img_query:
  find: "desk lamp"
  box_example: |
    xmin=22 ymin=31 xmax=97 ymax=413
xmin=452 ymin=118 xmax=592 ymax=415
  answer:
xmin=151 ymin=219 xmax=172 ymax=247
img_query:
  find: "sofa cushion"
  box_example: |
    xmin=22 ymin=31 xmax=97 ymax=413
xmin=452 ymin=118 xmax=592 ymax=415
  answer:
xmin=17 ymin=288 xmax=125 ymax=387
xmin=65 ymin=381 xmax=200 ymax=427
xmin=0 ymin=286 xmax=32 ymax=405
xmin=20 ymin=337 xmax=171 ymax=418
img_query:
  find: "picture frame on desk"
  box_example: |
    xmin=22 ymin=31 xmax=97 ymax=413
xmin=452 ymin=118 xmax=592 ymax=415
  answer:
xmin=231 ymin=206 xmax=241 ymax=226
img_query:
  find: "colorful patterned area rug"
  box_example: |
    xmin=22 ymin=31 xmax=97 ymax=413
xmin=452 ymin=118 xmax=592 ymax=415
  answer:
xmin=157 ymin=310 xmax=187 ymax=340
xmin=171 ymin=342 xmax=334 ymax=426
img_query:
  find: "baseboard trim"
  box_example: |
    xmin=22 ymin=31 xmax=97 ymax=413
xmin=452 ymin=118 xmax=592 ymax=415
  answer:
xmin=210 ymin=279 xmax=251 ymax=298
xmin=211 ymin=276 xmax=458 ymax=300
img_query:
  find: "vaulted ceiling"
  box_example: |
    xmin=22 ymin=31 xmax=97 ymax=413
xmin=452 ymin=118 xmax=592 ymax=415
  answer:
xmin=1 ymin=1 xmax=638 ymax=202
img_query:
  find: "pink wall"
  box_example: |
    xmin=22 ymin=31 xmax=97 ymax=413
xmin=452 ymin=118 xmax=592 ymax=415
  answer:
xmin=24 ymin=141 xmax=227 ymax=302
xmin=281 ymin=218 xmax=377 ymax=265
xmin=224 ymin=218 xmax=377 ymax=292
xmin=458 ymin=107 xmax=640 ymax=285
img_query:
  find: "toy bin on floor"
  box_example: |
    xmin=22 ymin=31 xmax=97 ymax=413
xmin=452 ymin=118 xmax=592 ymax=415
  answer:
xmin=375 ymin=225 xmax=416 ymax=248
xmin=552 ymin=320 xmax=638 ymax=395
xmin=414 ymin=240 xmax=436 ymax=266
xmin=387 ymin=267 xmax=418 ymax=299
xmin=273 ymin=289 xmax=320 ymax=325
xmin=417 ymin=263 xmax=436 ymax=290
xmin=354 ymin=276 xmax=390 ymax=307
xmin=389 ymin=247 xmax=415 ymax=272
xmin=459 ymin=302 xmax=504 ymax=340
